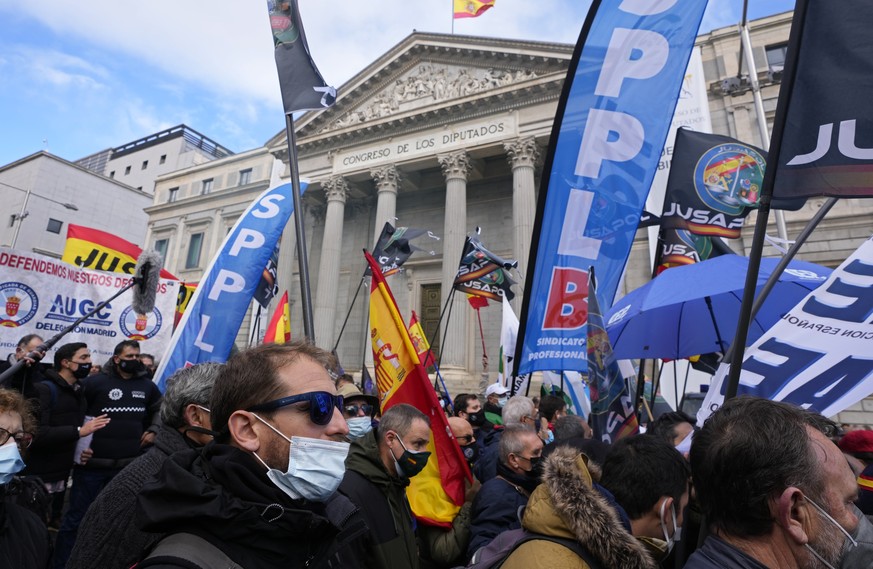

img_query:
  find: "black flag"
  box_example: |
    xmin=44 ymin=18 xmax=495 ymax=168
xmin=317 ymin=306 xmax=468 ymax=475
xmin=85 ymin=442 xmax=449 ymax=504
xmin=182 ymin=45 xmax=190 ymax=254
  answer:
xmin=453 ymin=236 xmax=517 ymax=303
xmin=769 ymin=0 xmax=873 ymax=200
xmin=267 ymin=0 xmax=335 ymax=114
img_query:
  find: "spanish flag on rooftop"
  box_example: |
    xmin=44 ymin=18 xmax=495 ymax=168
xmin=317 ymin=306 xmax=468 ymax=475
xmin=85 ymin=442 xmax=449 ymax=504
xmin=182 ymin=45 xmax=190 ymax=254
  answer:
xmin=453 ymin=0 xmax=495 ymax=19
xmin=366 ymin=250 xmax=471 ymax=527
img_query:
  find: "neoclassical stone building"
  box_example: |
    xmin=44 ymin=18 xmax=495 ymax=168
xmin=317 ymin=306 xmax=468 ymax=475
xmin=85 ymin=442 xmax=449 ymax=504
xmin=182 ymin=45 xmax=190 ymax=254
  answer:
xmin=146 ymin=15 xmax=873 ymax=420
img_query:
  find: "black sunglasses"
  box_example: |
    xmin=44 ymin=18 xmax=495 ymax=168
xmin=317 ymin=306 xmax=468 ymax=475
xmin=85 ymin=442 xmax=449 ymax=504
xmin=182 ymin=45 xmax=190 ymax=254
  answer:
xmin=455 ymin=434 xmax=475 ymax=445
xmin=247 ymin=392 xmax=344 ymax=426
xmin=343 ymin=403 xmax=375 ymax=417
xmin=0 ymin=427 xmax=33 ymax=449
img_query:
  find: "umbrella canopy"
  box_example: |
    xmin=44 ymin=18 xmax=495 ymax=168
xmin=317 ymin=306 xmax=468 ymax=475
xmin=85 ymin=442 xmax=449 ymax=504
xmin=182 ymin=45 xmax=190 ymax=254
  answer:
xmin=605 ymin=256 xmax=832 ymax=360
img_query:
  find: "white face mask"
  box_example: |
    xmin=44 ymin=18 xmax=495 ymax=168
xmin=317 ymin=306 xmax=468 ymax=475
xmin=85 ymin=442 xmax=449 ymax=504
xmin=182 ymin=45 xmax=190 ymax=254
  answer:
xmin=674 ymin=430 xmax=693 ymax=454
xmin=659 ymin=499 xmax=681 ymax=556
xmin=346 ymin=417 xmax=373 ymax=440
xmin=251 ymin=413 xmax=350 ymax=503
xmin=802 ymin=494 xmax=857 ymax=569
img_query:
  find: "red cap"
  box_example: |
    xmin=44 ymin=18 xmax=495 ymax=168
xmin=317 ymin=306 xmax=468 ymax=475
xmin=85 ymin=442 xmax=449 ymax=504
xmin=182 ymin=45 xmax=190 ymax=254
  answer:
xmin=838 ymin=430 xmax=873 ymax=454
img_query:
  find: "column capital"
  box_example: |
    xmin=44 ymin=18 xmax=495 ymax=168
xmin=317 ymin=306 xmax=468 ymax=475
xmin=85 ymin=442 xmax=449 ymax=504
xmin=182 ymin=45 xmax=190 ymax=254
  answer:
xmin=438 ymin=151 xmax=472 ymax=182
xmin=370 ymin=165 xmax=402 ymax=193
xmin=322 ymin=176 xmax=350 ymax=203
xmin=504 ymin=137 xmax=540 ymax=169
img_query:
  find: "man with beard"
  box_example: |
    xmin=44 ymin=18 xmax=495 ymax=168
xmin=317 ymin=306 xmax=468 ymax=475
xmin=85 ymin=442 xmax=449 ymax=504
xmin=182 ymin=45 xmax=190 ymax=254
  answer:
xmin=136 ymin=342 xmax=366 ymax=568
xmin=685 ymin=397 xmax=859 ymax=569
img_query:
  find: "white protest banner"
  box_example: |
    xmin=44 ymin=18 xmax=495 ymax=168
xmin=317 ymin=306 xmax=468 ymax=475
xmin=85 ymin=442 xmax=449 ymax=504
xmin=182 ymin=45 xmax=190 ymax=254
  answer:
xmin=701 ymin=235 xmax=873 ymax=420
xmin=0 ymin=248 xmax=177 ymax=363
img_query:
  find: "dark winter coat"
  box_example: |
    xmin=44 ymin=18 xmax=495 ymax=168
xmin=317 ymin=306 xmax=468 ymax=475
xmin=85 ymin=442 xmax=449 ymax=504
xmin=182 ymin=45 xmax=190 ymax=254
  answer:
xmin=339 ymin=428 xmax=419 ymax=569
xmin=137 ymin=442 xmax=366 ymax=569
xmin=683 ymin=535 xmax=769 ymax=569
xmin=0 ymin=485 xmax=52 ymax=569
xmin=66 ymin=425 xmax=189 ymax=569
xmin=502 ymin=446 xmax=655 ymax=569
xmin=82 ymin=366 xmax=161 ymax=466
xmin=473 ymin=426 xmax=502 ymax=482
xmin=24 ymin=369 xmax=86 ymax=483
xmin=467 ymin=462 xmax=533 ymax=559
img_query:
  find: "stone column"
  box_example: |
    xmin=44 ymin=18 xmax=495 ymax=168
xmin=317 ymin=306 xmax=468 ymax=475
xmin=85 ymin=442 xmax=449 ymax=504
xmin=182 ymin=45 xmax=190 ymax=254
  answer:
xmin=314 ymin=176 xmax=349 ymax=349
xmin=370 ymin=165 xmax=401 ymax=246
xmin=505 ymin=137 xmax=540 ymax=313
xmin=438 ymin=151 xmax=471 ymax=369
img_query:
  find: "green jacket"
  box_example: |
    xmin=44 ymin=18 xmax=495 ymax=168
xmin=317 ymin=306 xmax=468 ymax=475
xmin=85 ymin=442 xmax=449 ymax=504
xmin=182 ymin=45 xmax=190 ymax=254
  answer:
xmin=340 ymin=429 xmax=419 ymax=569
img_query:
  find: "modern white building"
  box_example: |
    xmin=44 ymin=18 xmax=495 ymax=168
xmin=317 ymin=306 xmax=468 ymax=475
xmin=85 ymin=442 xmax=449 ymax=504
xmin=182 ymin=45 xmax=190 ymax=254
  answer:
xmin=0 ymin=151 xmax=152 ymax=258
xmin=76 ymin=124 xmax=234 ymax=195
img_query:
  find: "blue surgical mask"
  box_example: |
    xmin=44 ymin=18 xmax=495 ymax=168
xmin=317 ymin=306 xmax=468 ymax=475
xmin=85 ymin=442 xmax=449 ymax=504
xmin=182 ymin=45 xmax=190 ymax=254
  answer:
xmin=0 ymin=442 xmax=25 ymax=485
xmin=497 ymin=396 xmax=509 ymax=408
xmin=252 ymin=413 xmax=350 ymax=503
xmin=347 ymin=417 xmax=373 ymax=440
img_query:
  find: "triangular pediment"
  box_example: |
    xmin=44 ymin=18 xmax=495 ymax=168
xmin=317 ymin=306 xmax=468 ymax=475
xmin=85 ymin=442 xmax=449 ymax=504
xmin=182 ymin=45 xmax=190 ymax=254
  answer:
xmin=273 ymin=32 xmax=572 ymax=149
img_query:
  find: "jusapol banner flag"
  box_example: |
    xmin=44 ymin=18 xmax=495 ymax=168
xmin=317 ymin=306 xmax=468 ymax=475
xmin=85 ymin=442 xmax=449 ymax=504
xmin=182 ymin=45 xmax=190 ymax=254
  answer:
xmin=0 ymin=248 xmax=177 ymax=362
xmin=154 ymin=183 xmax=304 ymax=392
xmin=700 ymin=234 xmax=873 ymax=423
xmin=515 ymin=0 xmax=709 ymax=375
xmin=769 ymin=0 xmax=873 ymax=200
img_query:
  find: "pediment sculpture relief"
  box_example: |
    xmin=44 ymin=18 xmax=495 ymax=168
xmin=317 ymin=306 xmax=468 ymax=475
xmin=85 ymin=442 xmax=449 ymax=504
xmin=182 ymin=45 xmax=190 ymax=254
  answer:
xmin=325 ymin=64 xmax=539 ymax=131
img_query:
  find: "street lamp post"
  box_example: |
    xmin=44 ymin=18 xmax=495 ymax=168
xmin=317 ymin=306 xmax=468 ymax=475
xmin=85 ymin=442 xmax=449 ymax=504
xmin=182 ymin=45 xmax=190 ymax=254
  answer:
xmin=3 ymin=181 xmax=78 ymax=248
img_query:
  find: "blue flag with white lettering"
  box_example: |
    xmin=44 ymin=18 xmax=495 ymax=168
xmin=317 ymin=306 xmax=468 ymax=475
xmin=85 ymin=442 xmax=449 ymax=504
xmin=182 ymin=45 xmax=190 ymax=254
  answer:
xmin=515 ymin=0 xmax=708 ymax=376
xmin=153 ymin=182 xmax=305 ymax=391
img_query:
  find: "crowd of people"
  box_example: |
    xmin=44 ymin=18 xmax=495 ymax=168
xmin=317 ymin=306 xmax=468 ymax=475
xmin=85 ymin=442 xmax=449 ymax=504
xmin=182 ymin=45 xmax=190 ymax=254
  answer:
xmin=0 ymin=334 xmax=870 ymax=568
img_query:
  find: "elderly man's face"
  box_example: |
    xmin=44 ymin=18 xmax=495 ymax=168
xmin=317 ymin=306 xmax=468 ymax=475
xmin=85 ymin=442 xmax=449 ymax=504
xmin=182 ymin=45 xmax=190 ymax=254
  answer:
xmin=802 ymin=427 xmax=859 ymax=569
xmin=258 ymin=357 xmax=349 ymax=470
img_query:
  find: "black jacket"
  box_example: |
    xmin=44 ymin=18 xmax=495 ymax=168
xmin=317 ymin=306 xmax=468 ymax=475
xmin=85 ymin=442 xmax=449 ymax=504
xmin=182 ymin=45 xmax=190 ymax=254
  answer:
xmin=683 ymin=536 xmax=769 ymax=569
xmin=137 ymin=442 xmax=367 ymax=569
xmin=0 ymin=485 xmax=52 ymax=569
xmin=67 ymin=425 xmax=190 ymax=569
xmin=474 ymin=426 xmax=503 ymax=482
xmin=82 ymin=366 xmax=161 ymax=466
xmin=24 ymin=369 xmax=87 ymax=483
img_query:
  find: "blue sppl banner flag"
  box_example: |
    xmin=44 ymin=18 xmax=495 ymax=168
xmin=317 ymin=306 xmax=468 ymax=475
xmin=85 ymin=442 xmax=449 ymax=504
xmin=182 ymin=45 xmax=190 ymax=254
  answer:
xmin=153 ymin=183 xmax=305 ymax=391
xmin=516 ymin=0 xmax=708 ymax=375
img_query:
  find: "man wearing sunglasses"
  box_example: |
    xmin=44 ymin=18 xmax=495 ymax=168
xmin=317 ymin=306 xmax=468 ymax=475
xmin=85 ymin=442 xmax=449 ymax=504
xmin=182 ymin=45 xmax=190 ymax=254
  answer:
xmin=337 ymin=382 xmax=378 ymax=440
xmin=340 ymin=403 xmax=432 ymax=569
xmin=137 ymin=342 xmax=367 ymax=568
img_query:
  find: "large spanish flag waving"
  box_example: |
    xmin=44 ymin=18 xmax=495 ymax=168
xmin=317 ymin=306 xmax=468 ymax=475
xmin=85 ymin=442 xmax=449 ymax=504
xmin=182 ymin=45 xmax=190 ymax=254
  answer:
xmin=453 ymin=0 xmax=495 ymax=19
xmin=365 ymin=250 xmax=471 ymax=527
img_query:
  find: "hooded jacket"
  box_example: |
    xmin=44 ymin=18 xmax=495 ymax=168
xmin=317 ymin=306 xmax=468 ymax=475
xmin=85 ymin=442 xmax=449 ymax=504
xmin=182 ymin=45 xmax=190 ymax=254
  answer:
xmin=501 ymin=446 xmax=656 ymax=569
xmin=339 ymin=428 xmax=418 ymax=569
xmin=137 ymin=442 xmax=366 ymax=568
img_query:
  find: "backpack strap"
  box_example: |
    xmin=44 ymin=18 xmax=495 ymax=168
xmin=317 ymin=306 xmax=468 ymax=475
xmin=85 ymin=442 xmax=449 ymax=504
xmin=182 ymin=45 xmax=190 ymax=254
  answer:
xmin=496 ymin=533 xmax=601 ymax=569
xmin=136 ymin=533 xmax=243 ymax=569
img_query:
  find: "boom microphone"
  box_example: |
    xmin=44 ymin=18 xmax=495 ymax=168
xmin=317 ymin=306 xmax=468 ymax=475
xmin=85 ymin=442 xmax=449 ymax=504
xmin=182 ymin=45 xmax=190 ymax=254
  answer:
xmin=132 ymin=249 xmax=163 ymax=315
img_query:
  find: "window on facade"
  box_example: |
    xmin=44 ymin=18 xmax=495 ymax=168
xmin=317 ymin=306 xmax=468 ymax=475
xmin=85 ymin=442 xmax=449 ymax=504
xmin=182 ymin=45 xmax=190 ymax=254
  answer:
xmin=766 ymin=43 xmax=788 ymax=70
xmin=239 ymin=168 xmax=252 ymax=186
xmin=141 ymin=160 xmax=148 ymax=170
xmin=159 ymin=154 xmax=167 ymax=165
xmin=154 ymin=238 xmax=169 ymax=262
xmin=109 ymin=171 xmax=115 ymax=178
xmin=186 ymin=233 xmax=204 ymax=269
xmin=201 ymin=178 xmax=214 ymax=195
xmin=168 ymin=187 xmax=179 ymax=203
xmin=46 ymin=218 xmax=63 ymax=234
xmin=124 ymin=165 xmax=131 ymax=175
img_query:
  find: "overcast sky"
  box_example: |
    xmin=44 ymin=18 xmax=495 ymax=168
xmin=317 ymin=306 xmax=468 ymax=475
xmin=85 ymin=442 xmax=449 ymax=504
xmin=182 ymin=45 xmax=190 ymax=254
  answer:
xmin=0 ymin=0 xmax=794 ymax=166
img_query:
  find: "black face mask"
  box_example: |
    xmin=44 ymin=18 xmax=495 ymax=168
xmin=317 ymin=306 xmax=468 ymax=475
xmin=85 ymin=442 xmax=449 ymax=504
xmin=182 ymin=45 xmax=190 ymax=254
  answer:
xmin=466 ymin=412 xmax=485 ymax=427
xmin=118 ymin=359 xmax=144 ymax=375
xmin=72 ymin=363 xmax=91 ymax=380
xmin=460 ymin=442 xmax=480 ymax=466
xmin=526 ymin=456 xmax=544 ymax=481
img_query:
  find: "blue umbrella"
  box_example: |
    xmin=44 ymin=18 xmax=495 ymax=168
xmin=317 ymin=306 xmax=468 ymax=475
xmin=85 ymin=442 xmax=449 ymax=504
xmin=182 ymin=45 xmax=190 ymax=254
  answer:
xmin=605 ymin=256 xmax=832 ymax=360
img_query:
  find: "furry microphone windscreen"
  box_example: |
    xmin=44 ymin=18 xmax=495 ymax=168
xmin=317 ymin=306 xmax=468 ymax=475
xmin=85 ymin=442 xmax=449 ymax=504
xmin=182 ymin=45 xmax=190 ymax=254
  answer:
xmin=132 ymin=250 xmax=163 ymax=315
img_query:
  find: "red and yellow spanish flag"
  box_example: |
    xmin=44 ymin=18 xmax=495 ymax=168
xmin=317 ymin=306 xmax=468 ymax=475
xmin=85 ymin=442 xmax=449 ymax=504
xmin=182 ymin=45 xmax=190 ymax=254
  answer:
xmin=62 ymin=224 xmax=196 ymax=327
xmin=366 ymin=250 xmax=470 ymax=527
xmin=453 ymin=0 xmax=495 ymax=19
xmin=263 ymin=291 xmax=291 ymax=344
xmin=407 ymin=311 xmax=436 ymax=369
